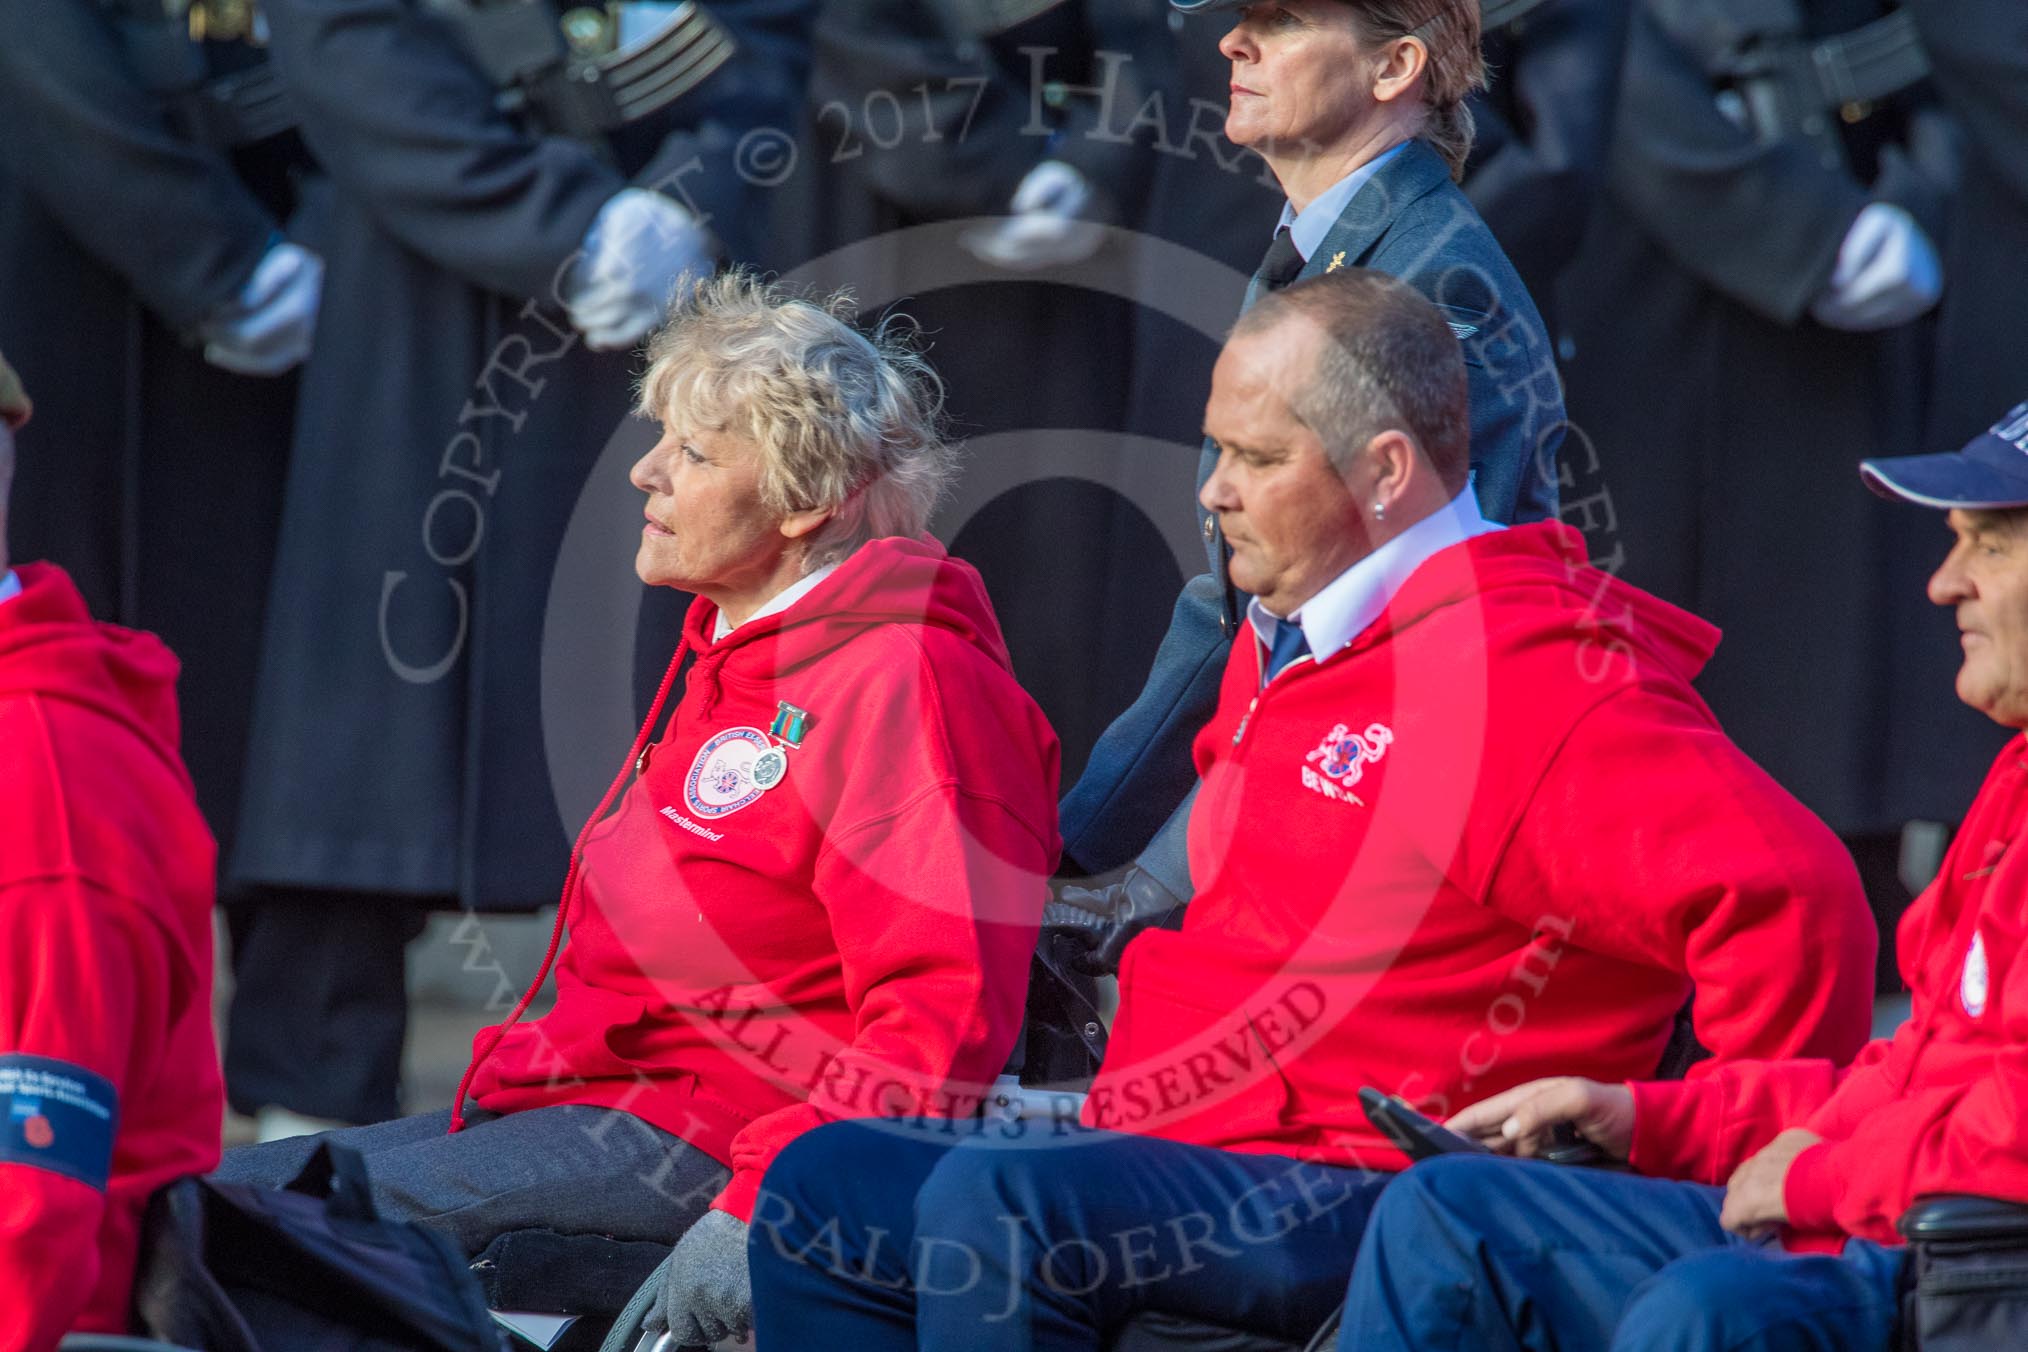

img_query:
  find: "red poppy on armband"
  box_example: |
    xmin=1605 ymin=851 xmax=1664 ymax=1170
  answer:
xmin=0 ymin=1053 xmax=118 ymax=1191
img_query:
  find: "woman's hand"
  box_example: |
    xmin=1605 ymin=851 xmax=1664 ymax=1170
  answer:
xmin=1446 ymin=1077 xmax=1636 ymax=1161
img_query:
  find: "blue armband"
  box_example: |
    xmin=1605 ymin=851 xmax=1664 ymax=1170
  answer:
xmin=0 ymin=1053 xmax=118 ymax=1191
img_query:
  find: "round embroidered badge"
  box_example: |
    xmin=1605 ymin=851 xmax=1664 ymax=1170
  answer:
xmin=685 ymin=727 xmax=775 ymax=818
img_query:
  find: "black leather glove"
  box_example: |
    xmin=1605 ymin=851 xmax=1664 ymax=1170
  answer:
xmin=1042 ymin=867 xmax=1187 ymax=976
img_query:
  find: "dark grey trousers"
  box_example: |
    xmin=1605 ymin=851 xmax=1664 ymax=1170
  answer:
xmin=212 ymin=1105 xmax=731 ymax=1255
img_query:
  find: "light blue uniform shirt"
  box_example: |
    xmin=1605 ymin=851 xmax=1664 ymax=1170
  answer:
xmin=1275 ymin=142 xmax=1410 ymax=263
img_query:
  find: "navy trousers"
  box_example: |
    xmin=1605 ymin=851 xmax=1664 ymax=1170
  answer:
xmin=213 ymin=1105 xmax=728 ymax=1255
xmin=223 ymin=886 xmax=432 ymax=1122
xmin=747 ymin=1117 xmax=1391 ymax=1351
xmin=1339 ymin=1155 xmax=1905 ymax=1351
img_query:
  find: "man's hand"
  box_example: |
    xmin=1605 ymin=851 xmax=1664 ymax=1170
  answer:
xmin=1040 ymin=867 xmax=1185 ymax=976
xmin=561 ymin=188 xmax=716 ymax=352
xmin=645 ymin=1208 xmax=752 ymax=1345
xmin=1719 ymin=1128 xmax=1822 ymax=1237
xmin=1446 ymin=1077 xmax=1636 ymax=1161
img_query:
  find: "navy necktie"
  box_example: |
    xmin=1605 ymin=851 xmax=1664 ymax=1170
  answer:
xmin=1255 ymin=226 xmax=1305 ymax=293
xmin=1266 ymin=620 xmax=1310 ymax=681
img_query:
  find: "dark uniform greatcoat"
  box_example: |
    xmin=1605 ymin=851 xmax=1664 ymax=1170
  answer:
xmin=1910 ymin=0 xmax=2028 ymax=451
xmin=1559 ymin=0 xmax=2000 ymax=835
xmin=1884 ymin=0 xmax=2028 ymax=830
xmin=774 ymin=0 xmax=1155 ymax=784
xmin=0 ymin=2 xmax=303 ymax=859
xmin=234 ymin=0 xmax=815 ymax=910
xmin=1464 ymin=0 xmax=1631 ymax=334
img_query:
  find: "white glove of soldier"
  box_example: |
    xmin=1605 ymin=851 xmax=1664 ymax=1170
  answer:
xmin=960 ymin=160 xmax=1107 ymax=271
xmin=1808 ymin=202 xmax=1944 ymax=332
xmin=197 ymin=240 xmax=323 ymax=376
xmin=562 ymin=187 xmax=716 ymax=352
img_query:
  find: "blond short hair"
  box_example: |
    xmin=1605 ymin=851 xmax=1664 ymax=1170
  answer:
xmin=638 ymin=272 xmax=955 ymax=571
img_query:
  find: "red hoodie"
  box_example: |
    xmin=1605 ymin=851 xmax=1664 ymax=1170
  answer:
xmin=1083 ymin=523 xmax=1875 ymax=1167
xmin=466 ymin=537 xmax=1060 ymax=1219
xmin=1631 ymin=738 xmax=2028 ymax=1248
xmin=0 ymin=565 xmax=221 ymax=1351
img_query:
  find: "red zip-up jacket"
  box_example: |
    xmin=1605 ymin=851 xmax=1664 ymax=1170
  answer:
xmin=1083 ymin=523 xmax=1875 ymax=1167
xmin=1631 ymin=738 xmax=2028 ymax=1247
xmin=0 ymin=565 xmax=221 ymax=1351
xmin=465 ymin=537 xmax=1059 ymax=1219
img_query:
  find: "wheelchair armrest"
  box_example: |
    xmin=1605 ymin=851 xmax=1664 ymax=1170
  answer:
xmin=472 ymin=1228 xmax=671 ymax=1318
xmin=57 ymin=1338 xmax=200 ymax=1351
xmin=1899 ymin=1194 xmax=2028 ymax=1245
xmin=1108 ymin=1310 xmax=1310 ymax=1352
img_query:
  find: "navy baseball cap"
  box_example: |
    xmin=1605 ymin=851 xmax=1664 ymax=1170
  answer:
xmin=1861 ymin=402 xmax=2028 ymax=510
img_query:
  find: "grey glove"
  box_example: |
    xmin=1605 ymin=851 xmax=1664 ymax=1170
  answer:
xmin=645 ymin=1209 xmax=751 ymax=1346
xmin=1041 ymin=867 xmax=1187 ymax=976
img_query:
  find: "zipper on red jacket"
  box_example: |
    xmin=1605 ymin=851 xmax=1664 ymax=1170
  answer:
xmin=448 ymin=636 xmax=691 ymax=1131
xmin=1232 ymin=630 xmax=1268 ymax=747
xmin=1232 ymin=632 xmax=1318 ymax=751
xmin=1890 ymin=760 xmax=2028 ymax=1095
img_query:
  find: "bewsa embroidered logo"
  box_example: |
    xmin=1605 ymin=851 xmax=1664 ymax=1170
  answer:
xmin=1301 ymin=722 xmax=1394 ymax=804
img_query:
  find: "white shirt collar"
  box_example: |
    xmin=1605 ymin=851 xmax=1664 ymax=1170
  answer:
xmin=0 ymin=570 xmax=20 ymax=608
xmin=1248 ymin=486 xmax=1501 ymax=671
xmin=1275 ymin=142 xmax=1410 ymax=264
xmin=711 ymin=562 xmax=840 ymax=642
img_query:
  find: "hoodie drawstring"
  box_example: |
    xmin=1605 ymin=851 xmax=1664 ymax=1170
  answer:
xmin=693 ymin=645 xmax=729 ymax=719
xmin=449 ymin=636 xmax=691 ymax=1131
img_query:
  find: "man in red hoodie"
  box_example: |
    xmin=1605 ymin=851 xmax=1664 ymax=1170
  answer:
xmin=745 ymin=271 xmax=1877 ymax=1350
xmin=1334 ymin=398 xmax=2028 ymax=1351
xmin=0 ymin=347 xmax=224 ymax=1351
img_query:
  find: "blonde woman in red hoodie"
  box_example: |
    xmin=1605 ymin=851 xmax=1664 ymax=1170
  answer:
xmin=214 ymin=274 xmax=1062 ymax=1343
